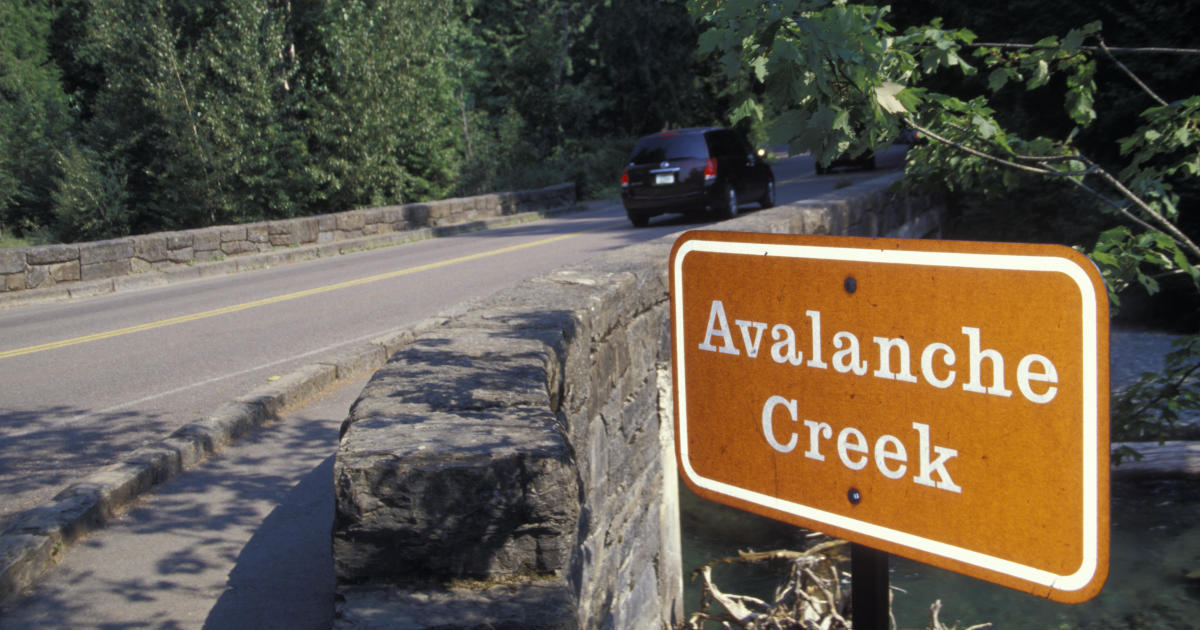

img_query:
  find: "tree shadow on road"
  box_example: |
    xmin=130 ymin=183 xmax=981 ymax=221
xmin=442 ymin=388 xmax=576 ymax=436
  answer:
xmin=0 ymin=392 xmax=346 ymax=630
xmin=0 ymin=404 xmax=176 ymax=531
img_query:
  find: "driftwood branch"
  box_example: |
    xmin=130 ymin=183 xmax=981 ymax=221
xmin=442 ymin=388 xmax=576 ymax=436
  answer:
xmin=678 ymin=539 xmax=990 ymax=630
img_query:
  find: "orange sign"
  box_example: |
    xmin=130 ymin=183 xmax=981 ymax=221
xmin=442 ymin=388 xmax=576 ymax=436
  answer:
xmin=670 ymin=231 xmax=1109 ymax=603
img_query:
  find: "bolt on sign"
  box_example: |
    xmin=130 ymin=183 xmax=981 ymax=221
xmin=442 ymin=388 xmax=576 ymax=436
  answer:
xmin=670 ymin=231 xmax=1110 ymax=603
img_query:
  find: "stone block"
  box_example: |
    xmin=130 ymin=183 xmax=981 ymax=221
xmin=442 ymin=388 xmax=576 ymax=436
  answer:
xmin=3 ymin=273 xmax=23 ymax=291
xmin=350 ymin=331 xmax=560 ymax=419
xmin=334 ymin=408 xmax=578 ymax=584
xmin=374 ymin=205 xmax=403 ymax=227
xmin=165 ymin=232 xmax=193 ymax=250
xmin=47 ymin=261 xmax=81 ymax=283
xmin=405 ymin=204 xmax=432 ymax=226
xmin=192 ymin=229 xmax=221 ymax=252
xmin=0 ymin=249 xmax=25 ymax=273
xmin=0 ymin=534 xmax=61 ymax=605
xmin=319 ymin=344 xmax=387 ymax=380
xmin=246 ymin=225 xmax=269 ymax=244
xmin=133 ymin=235 xmax=170 ymax=263
xmin=80 ymin=259 xmax=131 ymax=281
xmin=79 ymin=239 xmax=133 ymax=266
xmin=25 ymin=244 xmax=77 ymax=266
xmin=476 ymin=194 xmax=501 ymax=215
xmin=23 ymin=266 xmax=51 ymax=288
xmin=268 ymin=218 xmax=318 ymax=246
xmin=337 ymin=212 xmax=366 ymax=232
xmin=220 ymin=240 xmax=256 ymax=256
xmin=220 ymin=226 xmax=247 ymax=242
xmin=167 ymin=247 xmax=194 ymax=263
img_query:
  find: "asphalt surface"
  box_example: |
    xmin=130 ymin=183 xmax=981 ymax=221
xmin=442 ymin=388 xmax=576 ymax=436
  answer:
xmin=0 ymin=150 xmax=917 ymax=627
xmin=0 ymin=151 xmax=897 ymax=531
xmin=0 ymin=375 xmax=365 ymax=629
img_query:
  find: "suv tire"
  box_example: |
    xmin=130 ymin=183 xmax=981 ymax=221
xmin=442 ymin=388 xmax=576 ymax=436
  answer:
xmin=759 ymin=177 xmax=776 ymax=209
xmin=713 ymin=184 xmax=738 ymax=220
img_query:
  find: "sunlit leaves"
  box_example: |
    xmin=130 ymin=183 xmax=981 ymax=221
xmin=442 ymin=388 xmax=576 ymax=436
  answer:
xmin=680 ymin=4 xmax=1199 ymax=450
xmin=873 ymin=81 xmax=907 ymax=114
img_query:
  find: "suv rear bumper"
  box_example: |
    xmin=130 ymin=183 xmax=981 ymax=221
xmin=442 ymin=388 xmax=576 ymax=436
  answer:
xmin=620 ymin=181 xmax=720 ymax=215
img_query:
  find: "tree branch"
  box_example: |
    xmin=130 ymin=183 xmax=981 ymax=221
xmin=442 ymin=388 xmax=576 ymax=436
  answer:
xmin=907 ymin=117 xmax=1200 ymax=263
xmin=1097 ymin=37 xmax=1168 ymax=107
xmin=1084 ymin=159 xmax=1200 ymax=261
xmin=970 ymin=42 xmax=1200 ymax=55
xmin=904 ymin=117 xmax=1054 ymax=176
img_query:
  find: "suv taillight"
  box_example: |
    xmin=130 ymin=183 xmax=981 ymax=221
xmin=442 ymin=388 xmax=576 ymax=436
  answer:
xmin=620 ymin=166 xmax=630 ymax=188
xmin=704 ymin=158 xmax=717 ymax=181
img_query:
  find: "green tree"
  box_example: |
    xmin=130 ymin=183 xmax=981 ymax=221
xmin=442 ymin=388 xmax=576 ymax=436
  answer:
xmin=51 ymin=143 xmax=131 ymax=242
xmin=586 ymin=0 xmax=726 ymax=136
xmin=300 ymin=0 xmax=467 ymax=212
xmin=689 ymin=0 xmax=1200 ymax=453
xmin=72 ymin=0 xmax=307 ymax=234
xmin=0 ymin=0 xmax=73 ymax=239
xmin=459 ymin=0 xmax=729 ymax=197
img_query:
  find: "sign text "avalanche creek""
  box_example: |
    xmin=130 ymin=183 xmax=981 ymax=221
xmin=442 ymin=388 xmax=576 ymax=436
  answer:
xmin=697 ymin=299 xmax=1060 ymax=405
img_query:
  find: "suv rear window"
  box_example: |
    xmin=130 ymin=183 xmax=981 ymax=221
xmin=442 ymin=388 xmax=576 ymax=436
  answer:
xmin=706 ymin=130 xmax=746 ymax=158
xmin=630 ymin=133 xmax=709 ymax=164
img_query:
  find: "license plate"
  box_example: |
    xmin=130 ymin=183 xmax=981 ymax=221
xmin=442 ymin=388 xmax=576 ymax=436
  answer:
xmin=655 ymin=173 xmax=675 ymax=185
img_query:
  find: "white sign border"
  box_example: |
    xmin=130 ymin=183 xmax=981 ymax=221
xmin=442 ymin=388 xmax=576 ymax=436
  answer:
xmin=672 ymin=237 xmax=1103 ymax=595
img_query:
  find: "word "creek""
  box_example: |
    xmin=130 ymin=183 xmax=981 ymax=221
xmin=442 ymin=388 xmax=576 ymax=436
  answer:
xmin=696 ymin=300 xmax=1060 ymax=405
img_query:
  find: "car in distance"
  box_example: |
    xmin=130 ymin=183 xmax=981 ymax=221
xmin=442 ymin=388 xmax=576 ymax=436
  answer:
xmin=814 ymin=150 xmax=876 ymax=175
xmin=619 ymin=127 xmax=775 ymax=227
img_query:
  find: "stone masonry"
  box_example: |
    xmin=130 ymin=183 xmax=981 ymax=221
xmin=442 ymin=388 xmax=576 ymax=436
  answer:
xmin=332 ymin=173 xmax=946 ymax=629
xmin=0 ymin=183 xmax=575 ymax=297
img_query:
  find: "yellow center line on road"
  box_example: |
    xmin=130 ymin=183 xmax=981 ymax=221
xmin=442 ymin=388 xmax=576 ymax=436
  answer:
xmin=0 ymin=220 xmax=625 ymax=361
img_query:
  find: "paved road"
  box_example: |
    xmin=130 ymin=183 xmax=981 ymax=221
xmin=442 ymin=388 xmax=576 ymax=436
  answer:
xmin=0 ymin=151 xmax=907 ymax=627
xmin=0 ymin=151 xmax=900 ymax=529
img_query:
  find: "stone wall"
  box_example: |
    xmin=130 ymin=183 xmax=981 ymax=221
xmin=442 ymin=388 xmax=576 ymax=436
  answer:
xmin=0 ymin=183 xmax=575 ymax=296
xmin=332 ymin=173 xmax=945 ymax=629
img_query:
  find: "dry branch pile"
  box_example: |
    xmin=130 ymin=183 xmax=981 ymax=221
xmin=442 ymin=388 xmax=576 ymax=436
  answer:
xmin=678 ymin=538 xmax=991 ymax=630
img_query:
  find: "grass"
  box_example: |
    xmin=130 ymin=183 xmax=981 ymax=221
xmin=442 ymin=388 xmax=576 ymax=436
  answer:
xmin=0 ymin=234 xmax=33 ymax=249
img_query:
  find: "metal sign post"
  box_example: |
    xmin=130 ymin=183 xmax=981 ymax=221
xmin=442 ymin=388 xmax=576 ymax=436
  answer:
xmin=851 ymin=544 xmax=889 ymax=630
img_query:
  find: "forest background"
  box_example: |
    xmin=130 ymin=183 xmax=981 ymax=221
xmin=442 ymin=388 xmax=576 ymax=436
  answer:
xmin=1 ymin=0 xmax=1196 ymax=274
xmin=1 ymin=0 xmax=731 ymax=244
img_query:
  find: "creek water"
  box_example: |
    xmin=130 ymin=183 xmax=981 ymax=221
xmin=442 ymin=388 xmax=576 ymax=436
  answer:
xmin=680 ymin=476 xmax=1200 ymax=629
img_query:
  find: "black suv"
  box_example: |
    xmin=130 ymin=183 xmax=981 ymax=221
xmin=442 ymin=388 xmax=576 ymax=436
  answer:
xmin=619 ymin=127 xmax=775 ymax=227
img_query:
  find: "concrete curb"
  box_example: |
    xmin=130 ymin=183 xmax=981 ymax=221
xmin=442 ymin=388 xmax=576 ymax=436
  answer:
xmin=0 ymin=314 xmax=458 ymax=605
xmin=0 ymin=203 xmax=591 ymax=311
xmin=0 ymin=203 xmax=591 ymax=605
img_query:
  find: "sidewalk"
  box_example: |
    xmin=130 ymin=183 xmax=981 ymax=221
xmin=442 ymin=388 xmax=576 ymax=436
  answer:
xmin=0 ymin=375 xmax=366 ymax=628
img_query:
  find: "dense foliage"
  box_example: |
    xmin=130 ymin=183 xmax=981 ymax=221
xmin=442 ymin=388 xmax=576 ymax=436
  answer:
xmin=688 ymin=0 xmax=1200 ymax=450
xmin=0 ymin=0 xmax=725 ymax=243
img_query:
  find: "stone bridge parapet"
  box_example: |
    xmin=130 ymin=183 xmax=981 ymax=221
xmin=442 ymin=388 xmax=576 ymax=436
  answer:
xmin=332 ymin=172 xmax=946 ymax=628
xmin=0 ymin=183 xmax=576 ymax=302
